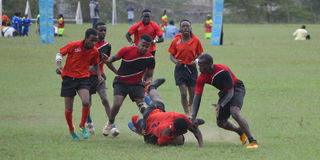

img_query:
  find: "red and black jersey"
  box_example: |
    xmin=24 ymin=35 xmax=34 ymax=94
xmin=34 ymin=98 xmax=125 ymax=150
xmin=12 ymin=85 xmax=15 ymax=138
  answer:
xmin=145 ymin=109 xmax=191 ymax=146
xmin=116 ymin=46 xmax=155 ymax=83
xmin=90 ymin=41 xmax=111 ymax=76
xmin=195 ymin=64 xmax=238 ymax=95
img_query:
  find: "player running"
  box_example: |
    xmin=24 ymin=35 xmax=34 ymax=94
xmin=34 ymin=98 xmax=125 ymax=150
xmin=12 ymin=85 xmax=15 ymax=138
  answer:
xmin=126 ymin=9 xmax=164 ymax=56
xmin=55 ymin=28 xmax=103 ymax=141
xmin=191 ymin=53 xmax=258 ymax=149
xmin=85 ymin=22 xmax=120 ymax=136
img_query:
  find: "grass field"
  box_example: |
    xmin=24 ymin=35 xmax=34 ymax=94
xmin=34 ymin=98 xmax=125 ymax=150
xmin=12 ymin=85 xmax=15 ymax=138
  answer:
xmin=0 ymin=23 xmax=320 ymax=160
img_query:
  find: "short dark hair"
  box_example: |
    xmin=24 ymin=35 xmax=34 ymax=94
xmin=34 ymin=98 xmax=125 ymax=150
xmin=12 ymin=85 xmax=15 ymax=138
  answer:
xmin=301 ymin=25 xmax=306 ymax=29
xmin=85 ymin=28 xmax=98 ymax=38
xmin=199 ymin=53 xmax=213 ymax=64
xmin=139 ymin=34 xmax=152 ymax=42
xmin=173 ymin=118 xmax=189 ymax=134
xmin=95 ymin=22 xmax=106 ymax=29
xmin=180 ymin=19 xmax=191 ymax=26
xmin=142 ymin=9 xmax=151 ymax=14
xmin=169 ymin=20 xmax=174 ymax=25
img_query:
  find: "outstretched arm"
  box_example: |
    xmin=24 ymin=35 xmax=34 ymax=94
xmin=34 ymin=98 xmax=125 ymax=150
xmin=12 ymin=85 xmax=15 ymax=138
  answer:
xmin=191 ymin=94 xmax=202 ymax=120
xmin=102 ymin=54 xmax=120 ymax=74
xmin=188 ymin=124 xmax=204 ymax=147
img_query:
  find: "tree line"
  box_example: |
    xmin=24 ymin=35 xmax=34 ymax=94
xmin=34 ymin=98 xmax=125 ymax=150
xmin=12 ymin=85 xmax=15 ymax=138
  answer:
xmin=2 ymin=0 xmax=319 ymax=23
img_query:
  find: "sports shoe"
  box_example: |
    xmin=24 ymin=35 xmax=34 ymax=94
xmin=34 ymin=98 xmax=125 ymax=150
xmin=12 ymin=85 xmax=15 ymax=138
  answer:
xmin=246 ymin=140 xmax=258 ymax=149
xmin=86 ymin=122 xmax=95 ymax=135
xmin=103 ymin=122 xmax=120 ymax=137
xmin=148 ymin=78 xmax=166 ymax=92
xmin=128 ymin=122 xmax=138 ymax=134
xmin=79 ymin=126 xmax=89 ymax=139
xmin=70 ymin=130 xmax=80 ymax=141
xmin=111 ymin=124 xmax=120 ymax=137
xmin=240 ymin=133 xmax=247 ymax=145
xmin=197 ymin=118 xmax=205 ymax=125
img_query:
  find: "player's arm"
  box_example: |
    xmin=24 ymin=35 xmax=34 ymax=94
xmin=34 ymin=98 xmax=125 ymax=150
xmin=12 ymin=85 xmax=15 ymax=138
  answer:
xmin=218 ymin=71 xmax=235 ymax=108
xmin=169 ymin=54 xmax=182 ymax=65
xmin=188 ymin=124 xmax=204 ymax=147
xmin=55 ymin=53 xmax=63 ymax=74
xmin=125 ymin=32 xmax=135 ymax=46
xmin=191 ymin=94 xmax=202 ymax=120
xmin=102 ymin=54 xmax=120 ymax=74
xmin=153 ymin=35 xmax=164 ymax=43
xmin=94 ymin=63 xmax=103 ymax=84
xmin=143 ymin=68 xmax=154 ymax=88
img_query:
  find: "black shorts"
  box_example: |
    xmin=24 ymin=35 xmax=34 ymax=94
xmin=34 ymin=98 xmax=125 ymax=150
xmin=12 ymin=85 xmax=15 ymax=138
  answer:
xmin=113 ymin=77 xmax=145 ymax=101
xmin=217 ymin=80 xmax=246 ymax=120
xmin=60 ymin=76 xmax=91 ymax=97
xmin=174 ymin=64 xmax=198 ymax=87
xmin=89 ymin=73 xmax=107 ymax=94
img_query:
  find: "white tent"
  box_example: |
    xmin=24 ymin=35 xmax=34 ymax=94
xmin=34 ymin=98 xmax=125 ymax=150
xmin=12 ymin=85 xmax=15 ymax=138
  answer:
xmin=75 ymin=1 xmax=82 ymax=24
xmin=112 ymin=0 xmax=117 ymax=25
xmin=25 ymin=0 xmax=32 ymax=18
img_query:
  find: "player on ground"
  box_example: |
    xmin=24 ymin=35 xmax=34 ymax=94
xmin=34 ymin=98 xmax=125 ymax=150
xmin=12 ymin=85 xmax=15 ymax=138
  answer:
xmin=128 ymin=79 xmax=204 ymax=147
xmin=191 ymin=54 xmax=258 ymax=149
xmin=85 ymin=22 xmax=119 ymax=136
xmin=168 ymin=19 xmax=203 ymax=116
xmin=126 ymin=9 xmax=164 ymax=56
xmin=56 ymin=28 xmax=103 ymax=141
xmin=101 ymin=34 xmax=155 ymax=136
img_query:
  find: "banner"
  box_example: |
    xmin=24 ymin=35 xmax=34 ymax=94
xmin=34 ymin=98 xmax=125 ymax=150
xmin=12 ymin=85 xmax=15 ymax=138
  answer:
xmin=211 ymin=0 xmax=224 ymax=46
xmin=39 ymin=0 xmax=54 ymax=43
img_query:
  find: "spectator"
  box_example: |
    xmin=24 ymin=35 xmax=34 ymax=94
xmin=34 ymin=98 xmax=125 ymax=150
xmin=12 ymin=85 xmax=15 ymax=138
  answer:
xmin=293 ymin=25 xmax=309 ymax=40
xmin=58 ymin=14 xmax=64 ymax=37
xmin=164 ymin=20 xmax=179 ymax=39
xmin=127 ymin=5 xmax=135 ymax=26
xmin=22 ymin=14 xmax=32 ymax=36
xmin=89 ymin=0 xmax=100 ymax=28
xmin=1 ymin=22 xmax=18 ymax=37
xmin=2 ymin=12 xmax=10 ymax=26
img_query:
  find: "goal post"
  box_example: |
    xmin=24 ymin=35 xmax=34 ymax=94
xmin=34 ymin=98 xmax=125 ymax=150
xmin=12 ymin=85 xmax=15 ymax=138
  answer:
xmin=211 ymin=0 xmax=224 ymax=46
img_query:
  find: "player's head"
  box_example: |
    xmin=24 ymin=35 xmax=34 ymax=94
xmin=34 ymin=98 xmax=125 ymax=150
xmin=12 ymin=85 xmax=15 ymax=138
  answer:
xmin=142 ymin=9 xmax=151 ymax=25
xmin=59 ymin=14 xmax=63 ymax=18
xmin=163 ymin=10 xmax=167 ymax=14
xmin=169 ymin=20 xmax=174 ymax=25
xmin=198 ymin=53 xmax=214 ymax=74
xmin=95 ymin=22 xmax=107 ymax=41
xmin=173 ymin=118 xmax=189 ymax=135
xmin=84 ymin=28 xmax=98 ymax=49
xmin=207 ymin=14 xmax=211 ymax=19
xmin=180 ymin=19 xmax=192 ymax=36
xmin=137 ymin=34 xmax=152 ymax=55
xmin=301 ymin=25 xmax=306 ymax=29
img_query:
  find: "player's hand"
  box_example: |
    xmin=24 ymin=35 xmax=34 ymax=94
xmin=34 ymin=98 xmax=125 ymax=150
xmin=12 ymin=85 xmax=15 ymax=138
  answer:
xmin=98 ymin=76 xmax=104 ymax=84
xmin=175 ymin=59 xmax=182 ymax=66
xmin=212 ymin=104 xmax=220 ymax=117
xmin=144 ymin=81 xmax=151 ymax=88
xmin=56 ymin=66 xmax=62 ymax=74
xmin=89 ymin=65 xmax=96 ymax=73
xmin=101 ymin=54 xmax=109 ymax=64
xmin=130 ymin=42 xmax=136 ymax=46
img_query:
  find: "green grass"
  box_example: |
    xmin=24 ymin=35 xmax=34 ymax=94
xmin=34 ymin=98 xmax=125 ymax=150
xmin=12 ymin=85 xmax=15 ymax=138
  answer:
xmin=0 ymin=23 xmax=320 ymax=160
